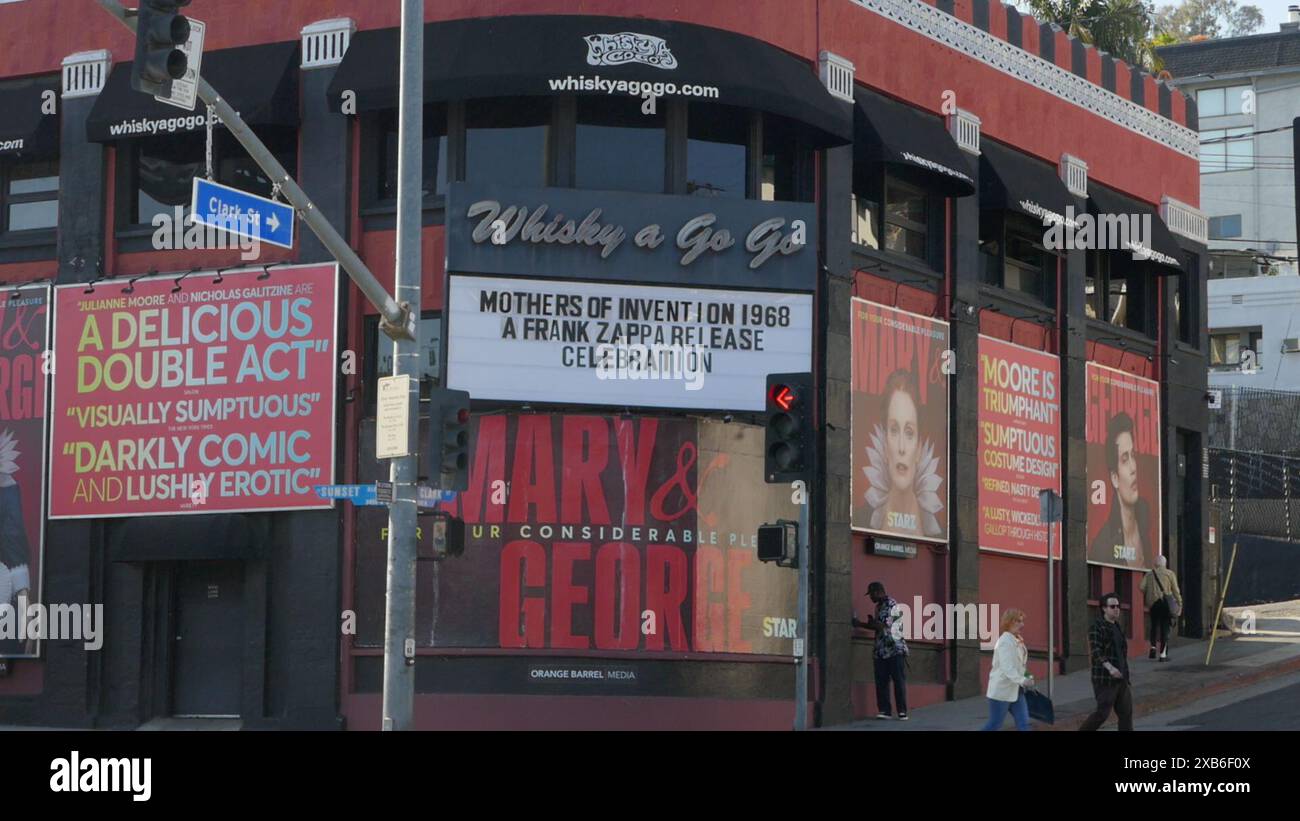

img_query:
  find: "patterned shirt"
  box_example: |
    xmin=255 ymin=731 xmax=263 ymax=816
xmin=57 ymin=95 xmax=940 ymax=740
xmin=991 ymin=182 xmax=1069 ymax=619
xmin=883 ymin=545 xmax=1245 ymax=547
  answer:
xmin=873 ymin=595 xmax=909 ymax=659
xmin=1088 ymin=616 xmax=1129 ymax=688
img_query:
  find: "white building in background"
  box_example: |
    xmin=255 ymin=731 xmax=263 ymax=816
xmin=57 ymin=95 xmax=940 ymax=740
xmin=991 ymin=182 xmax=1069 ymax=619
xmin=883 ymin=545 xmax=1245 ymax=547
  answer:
xmin=1161 ymin=9 xmax=1300 ymax=390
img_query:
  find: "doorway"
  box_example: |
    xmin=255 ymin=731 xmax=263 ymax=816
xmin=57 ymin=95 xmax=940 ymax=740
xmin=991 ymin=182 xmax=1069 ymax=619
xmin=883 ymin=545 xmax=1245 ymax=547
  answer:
xmin=172 ymin=561 xmax=244 ymax=717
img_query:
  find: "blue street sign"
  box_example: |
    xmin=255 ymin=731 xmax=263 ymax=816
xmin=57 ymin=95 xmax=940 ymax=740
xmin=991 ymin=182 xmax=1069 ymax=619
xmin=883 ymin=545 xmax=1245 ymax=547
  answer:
xmin=313 ymin=484 xmax=457 ymax=507
xmin=191 ymin=177 xmax=295 ymax=249
xmin=418 ymin=485 xmax=458 ymax=508
xmin=314 ymin=484 xmax=382 ymax=506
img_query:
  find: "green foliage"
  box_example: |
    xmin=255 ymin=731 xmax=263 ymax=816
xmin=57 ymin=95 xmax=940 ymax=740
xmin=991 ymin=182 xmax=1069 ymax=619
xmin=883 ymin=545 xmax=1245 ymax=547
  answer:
xmin=1155 ymin=0 xmax=1265 ymax=40
xmin=1018 ymin=0 xmax=1162 ymax=68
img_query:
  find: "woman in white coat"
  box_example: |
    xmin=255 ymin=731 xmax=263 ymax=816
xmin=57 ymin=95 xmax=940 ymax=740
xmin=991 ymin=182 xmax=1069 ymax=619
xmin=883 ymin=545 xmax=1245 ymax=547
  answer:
xmin=980 ymin=609 xmax=1034 ymax=731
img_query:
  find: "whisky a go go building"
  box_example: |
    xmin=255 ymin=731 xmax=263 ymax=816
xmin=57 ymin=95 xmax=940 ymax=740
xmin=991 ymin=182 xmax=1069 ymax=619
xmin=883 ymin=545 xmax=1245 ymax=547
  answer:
xmin=0 ymin=0 xmax=1210 ymax=729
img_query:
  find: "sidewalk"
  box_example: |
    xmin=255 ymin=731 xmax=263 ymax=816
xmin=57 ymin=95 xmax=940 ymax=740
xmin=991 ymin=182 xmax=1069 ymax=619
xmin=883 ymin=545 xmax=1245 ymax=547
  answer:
xmin=835 ymin=632 xmax=1300 ymax=731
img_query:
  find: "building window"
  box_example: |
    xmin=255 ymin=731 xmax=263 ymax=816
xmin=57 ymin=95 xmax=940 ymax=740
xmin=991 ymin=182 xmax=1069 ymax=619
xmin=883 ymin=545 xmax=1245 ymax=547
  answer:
xmin=979 ymin=212 xmax=1057 ymax=305
xmin=122 ymin=129 xmax=296 ymax=228
xmin=1200 ymin=127 xmax=1253 ymax=174
xmin=1209 ymin=328 xmax=1262 ymax=370
xmin=851 ymin=168 xmax=943 ymax=268
xmin=883 ymin=178 xmax=930 ymax=261
xmin=1207 ymin=214 xmax=1242 ymax=239
xmin=1087 ymin=249 xmax=1151 ymax=334
xmin=1 ymin=158 xmax=58 ymax=233
xmin=376 ymin=105 xmax=449 ymax=201
xmin=851 ymin=193 xmax=879 ymax=249
xmin=760 ymin=115 xmax=810 ymax=203
xmin=1209 ymin=253 xmax=1260 ymax=279
xmin=1196 ymin=85 xmax=1251 ymax=118
xmin=686 ymin=102 xmax=747 ymax=198
xmin=466 ymin=97 xmax=550 ymax=188
xmin=575 ymin=96 xmax=666 ymax=194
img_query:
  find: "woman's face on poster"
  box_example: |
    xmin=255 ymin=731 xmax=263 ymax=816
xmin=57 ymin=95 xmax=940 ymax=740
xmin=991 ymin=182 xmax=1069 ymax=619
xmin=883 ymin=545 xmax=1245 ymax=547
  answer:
xmin=1111 ymin=430 xmax=1139 ymax=507
xmin=885 ymin=388 xmax=919 ymax=492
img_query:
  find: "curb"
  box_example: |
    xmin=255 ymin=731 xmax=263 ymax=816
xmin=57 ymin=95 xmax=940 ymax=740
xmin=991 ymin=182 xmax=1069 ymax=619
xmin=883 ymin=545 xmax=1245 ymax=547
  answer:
xmin=1043 ymin=653 xmax=1300 ymax=730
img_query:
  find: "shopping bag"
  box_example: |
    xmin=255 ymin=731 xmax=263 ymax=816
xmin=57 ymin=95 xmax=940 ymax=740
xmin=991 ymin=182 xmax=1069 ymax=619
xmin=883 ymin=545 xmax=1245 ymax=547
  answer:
xmin=1022 ymin=687 xmax=1055 ymax=724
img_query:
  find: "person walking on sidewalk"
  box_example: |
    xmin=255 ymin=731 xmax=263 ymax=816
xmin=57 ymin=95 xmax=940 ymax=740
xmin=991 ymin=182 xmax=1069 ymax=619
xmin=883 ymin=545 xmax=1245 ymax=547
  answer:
xmin=1079 ymin=592 xmax=1133 ymax=731
xmin=853 ymin=581 xmax=909 ymax=720
xmin=980 ymin=609 xmax=1034 ymax=731
xmin=1140 ymin=555 xmax=1182 ymax=662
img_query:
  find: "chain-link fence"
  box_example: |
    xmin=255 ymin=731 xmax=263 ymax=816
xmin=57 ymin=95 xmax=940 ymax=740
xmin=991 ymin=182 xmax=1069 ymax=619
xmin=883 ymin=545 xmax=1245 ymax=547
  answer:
xmin=1208 ymin=385 xmax=1300 ymax=542
xmin=1209 ymin=448 xmax=1300 ymax=541
xmin=1208 ymin=385 xmax=1300 ymax=455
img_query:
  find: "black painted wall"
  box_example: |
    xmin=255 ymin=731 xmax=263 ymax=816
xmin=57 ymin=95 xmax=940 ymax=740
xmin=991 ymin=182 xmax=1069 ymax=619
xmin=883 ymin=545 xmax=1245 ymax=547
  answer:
xmin=2 ymin=61 xmax=346 ymax=731
xmin=819 ymin=141 xmax=855 ymax=726
xmin=950 ymin=149 xmax=982 ymax=699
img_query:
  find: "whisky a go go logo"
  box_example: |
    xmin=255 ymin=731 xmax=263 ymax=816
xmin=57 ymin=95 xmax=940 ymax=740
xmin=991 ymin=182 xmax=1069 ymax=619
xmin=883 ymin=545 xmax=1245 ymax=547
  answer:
xmin=584 ymin=32 xmax=678 ymax=69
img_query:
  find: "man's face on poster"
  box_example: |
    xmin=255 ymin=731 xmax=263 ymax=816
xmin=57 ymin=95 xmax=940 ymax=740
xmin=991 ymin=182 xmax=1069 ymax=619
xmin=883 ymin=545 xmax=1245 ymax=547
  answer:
xmin=1110 ymin=430 xmax=1139 ymax=508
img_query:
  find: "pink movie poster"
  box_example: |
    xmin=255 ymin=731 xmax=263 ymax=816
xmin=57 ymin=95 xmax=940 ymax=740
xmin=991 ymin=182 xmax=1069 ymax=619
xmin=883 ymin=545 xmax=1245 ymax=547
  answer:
xmin=1 ymin=285 xmax=49 ymax=658
xmin=977 ymin=336 xmax=1062 ymax=559
xmin=48 ymin=264 xmax=338 ymax=518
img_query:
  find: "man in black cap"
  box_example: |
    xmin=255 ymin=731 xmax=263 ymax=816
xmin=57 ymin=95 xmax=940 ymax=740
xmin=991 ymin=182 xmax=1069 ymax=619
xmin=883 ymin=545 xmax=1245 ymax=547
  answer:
xmin=854 ymin=581 xmax=909 ymax=720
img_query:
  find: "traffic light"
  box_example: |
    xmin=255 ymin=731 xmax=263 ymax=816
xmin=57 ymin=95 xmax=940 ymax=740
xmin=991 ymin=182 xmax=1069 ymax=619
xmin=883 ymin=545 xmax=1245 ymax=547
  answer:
xmin=420 ymin=510 xmax=466 ymax=559
xmin=132 ymin=0 xmax=192 ymax=96
xmin=425 ymin=387 xmax=471 ymax=491
xmin=764 ymin=372 xmax=813 ymax=483
xmin=757 ymin=520 xmax=798 ymax=568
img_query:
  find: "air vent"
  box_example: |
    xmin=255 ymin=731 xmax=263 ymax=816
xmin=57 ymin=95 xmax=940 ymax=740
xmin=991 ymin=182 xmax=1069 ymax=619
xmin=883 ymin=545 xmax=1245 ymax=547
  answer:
xmin=62 ymin=50 xmax=111 ymax=99
xmin=1231 ymin=295 xmax=1244 ymax=304
xmin=1161 ymin=196 xmax=1209 ymax=243
xmin=1283 ymin=338 xmax=1300 ymax=353
xmin=302 ymin=18 xmax=355 ymax=69
xmin=949 ymin=109 xmax=981 ymax=155
xmin=818 ymin=51 xmax=855 ymax=103
xmin=1060 ymin=154 xmax=1088 ymax=197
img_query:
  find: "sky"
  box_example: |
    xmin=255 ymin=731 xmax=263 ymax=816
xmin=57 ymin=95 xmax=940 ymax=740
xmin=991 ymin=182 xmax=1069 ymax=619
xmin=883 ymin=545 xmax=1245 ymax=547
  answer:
xmin=1255 ymin=0 xmax=1299 ymax=33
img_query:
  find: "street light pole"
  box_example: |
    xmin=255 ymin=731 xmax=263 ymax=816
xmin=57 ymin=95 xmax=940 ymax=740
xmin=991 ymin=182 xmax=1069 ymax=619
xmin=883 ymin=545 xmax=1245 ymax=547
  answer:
xmin=380 ymin=0 xmax=425 ymax=732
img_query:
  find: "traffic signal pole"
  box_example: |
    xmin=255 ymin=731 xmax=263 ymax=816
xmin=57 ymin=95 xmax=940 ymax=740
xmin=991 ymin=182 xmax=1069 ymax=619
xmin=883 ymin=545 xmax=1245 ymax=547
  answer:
xmin=795 ymin=486 xmax=809 ymax=732
xmin=96 ymin=0 xmax=415 ymax=342
xmin=378 ymin=0 xmax=425 ymax=732
xmin=98 ymin=0 xmax=424 ymax=731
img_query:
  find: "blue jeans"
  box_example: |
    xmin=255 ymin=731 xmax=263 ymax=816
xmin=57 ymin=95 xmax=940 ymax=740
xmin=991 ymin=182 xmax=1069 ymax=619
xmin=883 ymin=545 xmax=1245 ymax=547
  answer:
xmin=981 ymin=692 xmax=1031 ymax=731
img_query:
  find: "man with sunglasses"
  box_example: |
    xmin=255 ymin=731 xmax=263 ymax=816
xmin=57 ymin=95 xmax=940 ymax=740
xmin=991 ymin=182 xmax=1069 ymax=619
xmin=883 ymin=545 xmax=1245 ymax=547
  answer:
xmin=1079 ymin=592 xmax=1133 ymax=731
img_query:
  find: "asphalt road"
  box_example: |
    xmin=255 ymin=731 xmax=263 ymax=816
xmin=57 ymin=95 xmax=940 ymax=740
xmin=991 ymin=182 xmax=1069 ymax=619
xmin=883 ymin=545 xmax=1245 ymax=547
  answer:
xmin=1136 ymin=670 xmax=1300 ymax=731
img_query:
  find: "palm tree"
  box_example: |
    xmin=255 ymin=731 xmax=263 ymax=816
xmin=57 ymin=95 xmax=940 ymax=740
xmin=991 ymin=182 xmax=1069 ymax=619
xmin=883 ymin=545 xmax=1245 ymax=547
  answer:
xmin=1018 ymin=0 xmax=1163 ymax=70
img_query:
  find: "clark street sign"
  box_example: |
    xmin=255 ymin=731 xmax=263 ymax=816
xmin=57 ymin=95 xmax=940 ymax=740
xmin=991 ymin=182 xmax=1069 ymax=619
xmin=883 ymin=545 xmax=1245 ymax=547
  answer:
xmin=190 ymin=177 xmax=295 ymax=249
xmin=313 ymin=484 xmax=457 ymax=508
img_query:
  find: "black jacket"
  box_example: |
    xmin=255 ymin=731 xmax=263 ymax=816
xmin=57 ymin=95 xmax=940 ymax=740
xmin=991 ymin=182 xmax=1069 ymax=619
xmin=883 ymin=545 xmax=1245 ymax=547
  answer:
xmin=0 ymin=483 xmax=30 ymax=576
xmin=1089 ymin=496 xmax=1152 ymax=568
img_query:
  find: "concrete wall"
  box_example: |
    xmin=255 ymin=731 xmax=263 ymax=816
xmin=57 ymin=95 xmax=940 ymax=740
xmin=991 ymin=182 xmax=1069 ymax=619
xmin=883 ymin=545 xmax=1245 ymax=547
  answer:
xmin=1208 ymin=274 xmax=1300 ymax=391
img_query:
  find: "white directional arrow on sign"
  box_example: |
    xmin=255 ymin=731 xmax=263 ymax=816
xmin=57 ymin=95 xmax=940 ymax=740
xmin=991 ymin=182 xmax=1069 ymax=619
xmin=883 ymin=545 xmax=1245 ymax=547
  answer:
xmin=266 ymin=212 xmax=281 ymax=234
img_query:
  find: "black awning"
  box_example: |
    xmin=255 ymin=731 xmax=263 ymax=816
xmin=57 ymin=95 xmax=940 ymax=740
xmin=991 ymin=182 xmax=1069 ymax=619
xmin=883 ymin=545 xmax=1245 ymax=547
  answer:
xmin=0 ymin=75 xmax=59 ymax=158
xmin=327 ymin=15 xmax=853 ymax=147
xmin=87 ymin=42 xmax=299 ymax=143
xmin=980 ymin=139 xmax=1078 ymax=226
xmin=854 ymin=87 xmax=975 ymax=197
xmin=1088 ymin=185 xmax=1185 ymax=272
xmin=109 ymin=514 xmax=271 ymax=562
